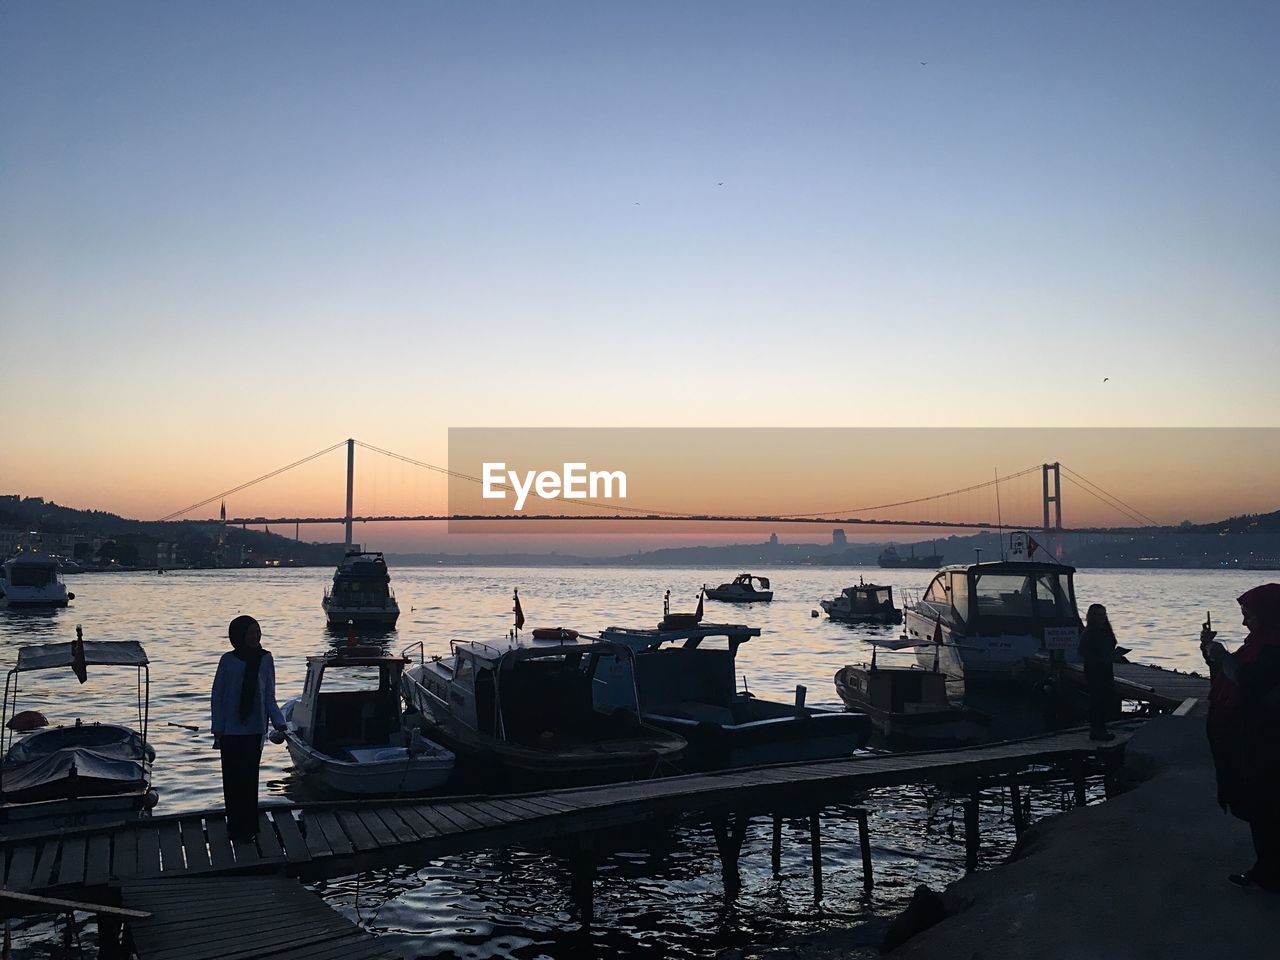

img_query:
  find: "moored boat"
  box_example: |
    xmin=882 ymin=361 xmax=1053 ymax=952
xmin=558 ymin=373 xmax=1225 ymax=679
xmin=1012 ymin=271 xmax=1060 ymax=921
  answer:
xmin=820 ymin=580 xmax=902 ymax=624
xmin=595 ymin=621 xmax=872 ymax=769
xmin=322 ymin=551 xmax=400 ymax=627
xmin=0 ymin=634 xmax=157 ymax=838
xmin=400 ymin=633 xmax=687 ymax=787
xmin=704 ymin=574 xmax=773 ymax=603
xmin=902 ymin=532 xmax=1083 ymax=687
xmin=834 ymin=637 xmax=990 ymax=748
xmin=0 ymin=542 xmax=75 ymax=609
xmin=281 ymin=645 xmax=454 ymax=795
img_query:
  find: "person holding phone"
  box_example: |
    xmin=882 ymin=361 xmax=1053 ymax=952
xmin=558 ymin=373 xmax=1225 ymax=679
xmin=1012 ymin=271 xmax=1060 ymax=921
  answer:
xmin=211 ymin=615 xmax=287 ymax=841
xmin=1201 ymin=584 xmax=1280 ymax=890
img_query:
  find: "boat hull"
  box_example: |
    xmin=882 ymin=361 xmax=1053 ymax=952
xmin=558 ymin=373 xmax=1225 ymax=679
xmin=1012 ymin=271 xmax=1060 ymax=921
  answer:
xmin=284 ymin=736 xmax=453 ymax=796
xmin=704 ymin=588 xmax=773 ymax=603
xmin=0 ymin=790 xmax=156 ymax=839
xmin=322 ymin=603 xmax=400 ymax=627
xmin=833 ymin=668 xmax=989 ymax=747
xmin=820 ymin=601 xmax=902 ymax=624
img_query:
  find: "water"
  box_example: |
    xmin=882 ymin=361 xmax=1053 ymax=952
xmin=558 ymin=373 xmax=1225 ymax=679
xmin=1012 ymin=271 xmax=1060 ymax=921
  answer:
xmin=0 ymin=566 xmax=1259 ymax=958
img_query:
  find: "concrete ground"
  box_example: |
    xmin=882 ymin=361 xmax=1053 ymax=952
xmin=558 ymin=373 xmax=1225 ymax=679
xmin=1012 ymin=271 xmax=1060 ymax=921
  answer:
xmin=888 ymin=709 xmax=1275 ymax=960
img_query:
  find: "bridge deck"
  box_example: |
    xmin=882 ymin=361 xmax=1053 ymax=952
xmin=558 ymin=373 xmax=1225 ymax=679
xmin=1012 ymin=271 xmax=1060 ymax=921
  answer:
xmin=0 ymin=724 xmax=1131 ymax=894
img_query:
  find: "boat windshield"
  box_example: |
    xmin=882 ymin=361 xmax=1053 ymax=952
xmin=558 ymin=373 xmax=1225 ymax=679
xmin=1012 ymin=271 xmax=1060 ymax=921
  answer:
xmin=9 ymin=565 xmax=56 ymax=588
xmin=972 ymin=572 xmax=1074 ymax=622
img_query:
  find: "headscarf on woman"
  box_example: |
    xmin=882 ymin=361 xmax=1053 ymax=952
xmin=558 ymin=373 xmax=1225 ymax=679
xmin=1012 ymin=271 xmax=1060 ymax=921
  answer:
xmin=228 ymin=615 xmax=267 ymax=723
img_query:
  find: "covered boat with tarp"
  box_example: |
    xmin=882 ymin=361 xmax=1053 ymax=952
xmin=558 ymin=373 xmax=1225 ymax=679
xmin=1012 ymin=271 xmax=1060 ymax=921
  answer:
xmin=1 ymin=636 xmax=156 ymax=838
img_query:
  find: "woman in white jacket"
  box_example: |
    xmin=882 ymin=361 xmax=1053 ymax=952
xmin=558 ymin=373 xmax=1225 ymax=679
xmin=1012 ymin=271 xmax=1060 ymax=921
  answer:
xmin=211 ymin=615 xmax=286 ymax=841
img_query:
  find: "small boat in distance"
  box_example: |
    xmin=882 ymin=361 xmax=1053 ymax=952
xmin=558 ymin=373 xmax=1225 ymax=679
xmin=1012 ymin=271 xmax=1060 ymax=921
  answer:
xmin=1 ymin=635 xmax=157 ymax=838
xmin=820 ymin=580 xmax=903 ymax=624
xmin=322 ymin=551 xmax=400 ymax=627
xmin=835 ymin=637 xmax=991 ymax=748
xmin=704 ymin=574 xmax=773 ymax=603
xmin=879 ymin=543 xmax=944 ymax=568
xmin=281 ymin=645 xmax=454 ymax=795
xmin=596 ymin=622 xmax=872 ymax=769
xmin=1 ymin=541 xmax=75 ymax=609
xmin=400 ymin=633 xmax=687 ymax=787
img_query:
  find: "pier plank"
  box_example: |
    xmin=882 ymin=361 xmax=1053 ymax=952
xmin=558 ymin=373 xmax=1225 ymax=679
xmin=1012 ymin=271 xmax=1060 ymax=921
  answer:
xmin=270 ymin=810 xmax=311 ymax=863
xmin=353 ymin=808 xmax=399 ymax=847
xmin=310 ymin=810 xmax=355 ymax=856
xmin=392 ymin=804 xmax=444 ymax=839
xmin=31 ymin=839 xmax=59 ymax=890
xmin=156 ymin=822 xmax=185 ymax=875
xmin=203 ymin=816 xmax=235 ymax=870
xmin=134 ymin=827 xmax=162 ymax=879
xmin=84 ymin=834 xmax=111 ymax=886
xmin=368 ymin=806 xmax=426 ymax=843
xmin=255 ymin=812 xmax=285 ymax=860
xmin=5 ymin=844 xmax=38 ymax=891
xmin=334 ymin=810 xmax=378 ymax=851
xmin=111 ymin=829 xmax=138 ymax=880
xmin=179 ymin=819 xmax=211 ymax=871
xmin=300 ymin=812 xmax=334 ymax=858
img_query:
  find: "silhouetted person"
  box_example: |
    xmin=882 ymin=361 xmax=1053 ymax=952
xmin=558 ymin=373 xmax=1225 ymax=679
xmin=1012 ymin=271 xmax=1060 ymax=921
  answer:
xmin=1078 ymin=603 xmax=1117 ymax=741
xmin=211 ymin=615 xmax=285 ymax=841
xmin=1202 ymin=584 xmax=1280 ymax=890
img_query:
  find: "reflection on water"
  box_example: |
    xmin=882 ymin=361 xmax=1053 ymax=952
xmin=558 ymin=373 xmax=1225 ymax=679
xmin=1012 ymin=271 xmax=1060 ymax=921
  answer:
xmin=0 ymin=565 xmax=1245 ymax=957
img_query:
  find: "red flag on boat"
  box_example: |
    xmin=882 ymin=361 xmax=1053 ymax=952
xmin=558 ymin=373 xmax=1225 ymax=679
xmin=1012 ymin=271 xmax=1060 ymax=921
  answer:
xmin=932 ymin=618 xmax=944 ymax=646
xmin=695 ymin=589 xmax=704 ymax=623
xmin=1027 ymin=535 xmax=1041 ymax=559
xmin=71 ymin=624 xmax=87 ymax=684
xmin=513 ymin=589 xmax=525 ymax=631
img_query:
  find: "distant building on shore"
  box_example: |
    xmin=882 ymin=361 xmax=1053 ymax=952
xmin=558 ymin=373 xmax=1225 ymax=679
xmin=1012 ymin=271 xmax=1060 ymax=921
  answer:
xmin=832 ymin=529 xmax=847 ymax=547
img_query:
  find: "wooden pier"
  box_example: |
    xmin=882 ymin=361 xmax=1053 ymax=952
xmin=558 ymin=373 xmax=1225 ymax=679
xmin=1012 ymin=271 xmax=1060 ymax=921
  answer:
xmin=1 ymin=724 xmax=1133 ymax=901
xmin=1031 ymin=656 xmax=1209 ymax=713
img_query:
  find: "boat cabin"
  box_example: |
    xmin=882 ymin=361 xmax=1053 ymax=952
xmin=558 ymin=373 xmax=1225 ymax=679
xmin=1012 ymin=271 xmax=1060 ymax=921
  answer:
xmin=846 ymin=664 xmax=949 ymax=714
xmin=325 ymin=552 xmax=395 ymax=607
xmin=418 ymin=637 xmax=633 ymax=744
xmin=841 ymin=584 xmax=895 ymax=614
xmin=916 ymin=560 xmax=1081 ymax=635
xmin=595 ymin=623 xmax=760 ymax=715
xmin=288 ymin=647 xmax=407 ymax=759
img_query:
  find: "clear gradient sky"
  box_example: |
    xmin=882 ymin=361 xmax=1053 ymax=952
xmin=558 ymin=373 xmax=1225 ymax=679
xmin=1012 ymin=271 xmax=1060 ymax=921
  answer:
xmin=3 ymin=2 xmax=1278 ymax=549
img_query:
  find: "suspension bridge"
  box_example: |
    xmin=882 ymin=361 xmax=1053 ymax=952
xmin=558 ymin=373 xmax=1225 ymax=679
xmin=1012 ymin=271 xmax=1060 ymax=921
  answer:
xmin=158 ymin=439 xmax=1164 ymax=546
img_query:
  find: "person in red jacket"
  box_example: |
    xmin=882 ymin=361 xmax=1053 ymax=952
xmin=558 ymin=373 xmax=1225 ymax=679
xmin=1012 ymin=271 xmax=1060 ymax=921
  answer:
xmin=1201 ymin=583 xmax=1280 ymax=890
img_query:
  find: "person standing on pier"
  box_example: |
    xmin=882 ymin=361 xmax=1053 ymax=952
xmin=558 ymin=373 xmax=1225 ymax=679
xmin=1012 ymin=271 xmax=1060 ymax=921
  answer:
xmin=1201 ymin=583 xmax=1280 ymax=891
xmin=211 ymin=615 xmax=287 ymax=841
xmin=1077 ymin=603 xmax=1117 ymax=741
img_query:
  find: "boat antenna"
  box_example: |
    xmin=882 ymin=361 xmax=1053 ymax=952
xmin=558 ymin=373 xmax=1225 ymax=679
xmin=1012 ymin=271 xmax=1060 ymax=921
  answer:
xmin=993 ymin=467 xmax=1006 ymax=559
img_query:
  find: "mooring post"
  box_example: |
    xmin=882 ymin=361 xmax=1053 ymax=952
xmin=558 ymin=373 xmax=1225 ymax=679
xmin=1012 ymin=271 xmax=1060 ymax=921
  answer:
xmin=1009 ymin=782 xmax=1026 ymax=836
xmin=964 ymin=792 xmax=980 ymax=872
xmin=855 ymin=808 xmax=873 ymax=894
xmin=1074 ymin=763 xmax=1088 ymax=808
xmin=810 ymin=808 xmax=824 ymax=902
xmin=771 ymin=812 xmax=782 ymax=877
xmin=711 ymin=812 xmax=748 ymax=902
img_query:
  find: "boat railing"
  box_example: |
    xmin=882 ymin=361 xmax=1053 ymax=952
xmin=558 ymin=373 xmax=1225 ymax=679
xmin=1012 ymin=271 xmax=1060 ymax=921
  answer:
xmin=401 ymin=640 xmax=425 ymax=666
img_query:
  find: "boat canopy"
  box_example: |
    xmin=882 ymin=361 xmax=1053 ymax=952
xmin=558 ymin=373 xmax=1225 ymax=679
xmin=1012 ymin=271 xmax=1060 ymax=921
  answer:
xmin=14 ymin=641 xmax=148 ymax=673
xmin=455 ymin=635 xmax=625 ymax=668
xmin=601 ymin=623 xmax=761 ymax=653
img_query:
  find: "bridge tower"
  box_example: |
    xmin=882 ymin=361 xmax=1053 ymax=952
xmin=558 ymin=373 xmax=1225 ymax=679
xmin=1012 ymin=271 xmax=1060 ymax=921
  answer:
xmin=1041 ymin=462 xmax=1062 ymax=532
xmin=345 ymin=438 xmax=355 ymax=547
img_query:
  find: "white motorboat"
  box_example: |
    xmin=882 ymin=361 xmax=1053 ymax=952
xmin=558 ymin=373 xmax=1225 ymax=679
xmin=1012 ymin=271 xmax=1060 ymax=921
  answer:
xmin=400 ymin=631 xmax=687 ymax=787
xmin=595 ymin=622 xmax=872 ymax=769
xmin=322 ymin=551 xmax=400 ymax=627
xmin=0 ymin=636 xmax=157 ymax=838
xmin=820 ymin=580 xmax=902 ymax=624
xmin=281 ymin=645 xmax=454 ymax=795
xmin=704 ymin=574 xmax=773 ymax=603
xmin=0 ymin=542 xmax=75 ymax=609
xmin=902 ymin=532 xmax=1083 ymax=686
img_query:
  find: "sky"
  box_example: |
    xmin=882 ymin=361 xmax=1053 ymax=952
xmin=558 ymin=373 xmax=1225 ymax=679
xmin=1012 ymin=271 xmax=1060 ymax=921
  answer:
xmin=2 ymin=2 xmax=1278 ymax=550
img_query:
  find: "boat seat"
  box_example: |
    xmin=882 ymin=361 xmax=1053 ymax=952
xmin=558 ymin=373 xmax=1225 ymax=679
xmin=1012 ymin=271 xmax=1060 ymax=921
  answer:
xmin=649 ymin=701 xmax=736 ymax=725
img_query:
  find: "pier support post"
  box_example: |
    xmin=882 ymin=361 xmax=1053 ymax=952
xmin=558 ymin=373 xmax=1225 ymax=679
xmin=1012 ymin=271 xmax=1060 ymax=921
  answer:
xmin=964 ymin=793 xmax=980 ymax=872
xmin=810 ymin=809 xmax=823 ymax=903
xmin=711 ymin=812 xmax=750 ymax=902
xmin=1009 ymin=783 xmax=1026 ymax=837
xmin=855 ymin=808 xmax=873 ymax=894
xmin=1073 ymin=764 xmax=1088 ymax=808
xmin=569 ymin=839 xmax=596 ymax=928
xmin=771 ymin=813 xmax=782 ymax=877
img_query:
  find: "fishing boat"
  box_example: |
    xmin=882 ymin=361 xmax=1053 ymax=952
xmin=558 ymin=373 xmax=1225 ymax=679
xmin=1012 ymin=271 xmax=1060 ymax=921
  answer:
xmin=820 ymin=580 xmax=902 ymax=624
xmin=834 ymin=637 xmax=990 ymax=747
xmin=0 ymin=635 xmax=157 ymax=838
xmin=400 ymin=633 xmax=687 ymax=787
xmin=878 ymin=543 xmax=944 ymax=568
xmin=0 ymin=542 xmax=75 ymax=609
xmin=595 ymin=622 xmax=872 ymax=769
xmin=322 ymin=550 xmax=400 ymax=627
xmin=902 ymin=532 xmax=1083 ymax=686
xmin=704 ymin=574 xmax=773 ymax=603
xmin=281 ymin=645 xmax=454 ymax=795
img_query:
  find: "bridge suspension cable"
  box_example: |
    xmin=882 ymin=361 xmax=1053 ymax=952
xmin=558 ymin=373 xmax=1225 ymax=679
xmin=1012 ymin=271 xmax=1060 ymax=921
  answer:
xmin=158 ymin=441 xmax=349 ymax=522
xmin=1059 ymin=465 xmax=1161 ymax=527
xmin=770 ymin=465 xmax=1043 ymax=518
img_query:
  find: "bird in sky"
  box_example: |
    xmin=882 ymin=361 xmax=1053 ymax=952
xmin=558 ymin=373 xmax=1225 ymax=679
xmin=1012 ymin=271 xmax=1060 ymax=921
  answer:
xmin=717 ymin=181 xmax=724 ymax=186
xmin=1103 ymin=377 xmax=1110 ymax=382
xmin=920 ymin=61 xmax=928 ymax=65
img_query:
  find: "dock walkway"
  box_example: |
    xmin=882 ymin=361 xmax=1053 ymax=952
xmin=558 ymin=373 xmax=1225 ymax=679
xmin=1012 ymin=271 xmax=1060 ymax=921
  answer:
xmin=1031 ymin=656 xmax=1209 ymax=712
xmin=121 ymin=875 xmax=396 ymax=960
xmin=1 ymin=724 xmax=1130 ymax=894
